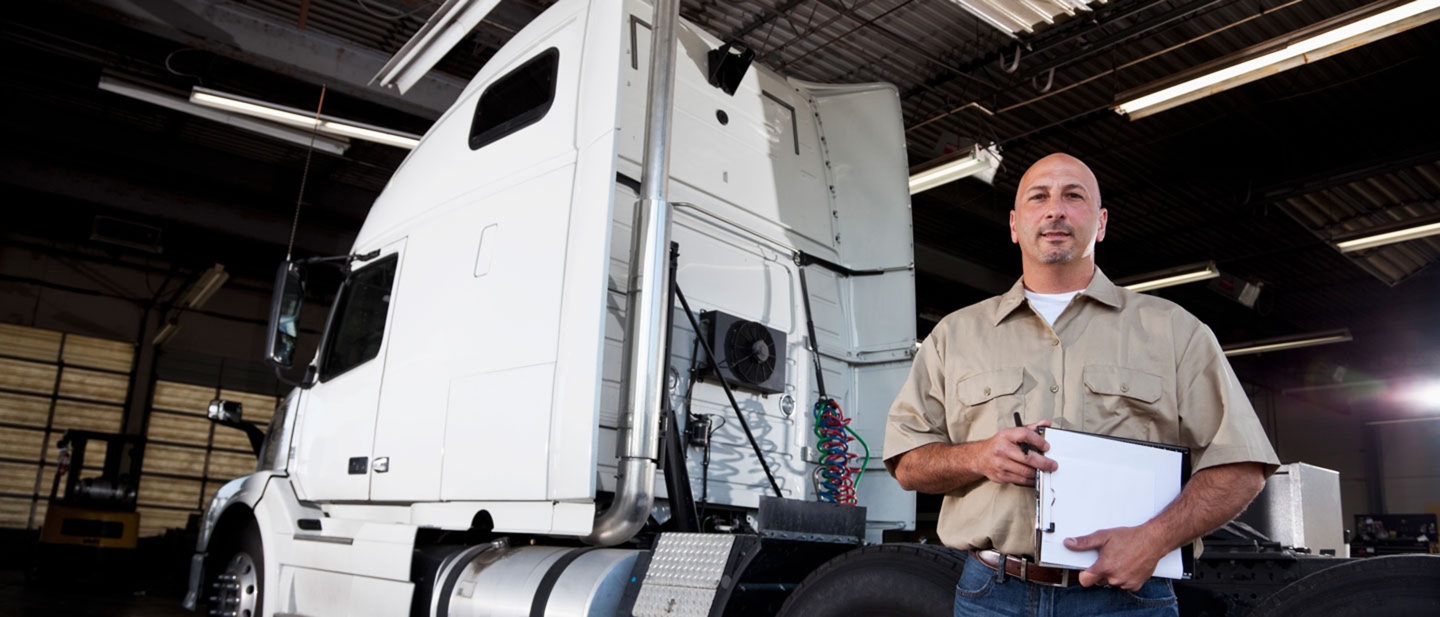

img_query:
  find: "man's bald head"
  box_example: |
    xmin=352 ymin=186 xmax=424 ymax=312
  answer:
xmin=1015 ymin=153 xmax=1101 ymax=210
xmin=1009 ymin=152 xmax=1108 ymax=289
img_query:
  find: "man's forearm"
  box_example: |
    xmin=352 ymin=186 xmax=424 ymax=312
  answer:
xmin=1143 ymin=462 xmax=1266 ymax=550
xmin=893 ymin=442 xmax=986 ymax=493
xmin=894 ymin=423 xmax=1056 ymax=492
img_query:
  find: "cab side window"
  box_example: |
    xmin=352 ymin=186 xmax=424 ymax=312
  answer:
xmin=320 ymin=254 xmax=399 ymax=381
xmin=469 ymin=48 xmax=559 ymax=150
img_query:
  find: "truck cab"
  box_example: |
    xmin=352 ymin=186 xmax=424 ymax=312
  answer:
xmin=187 ymin=0 xmax=936 ymax=614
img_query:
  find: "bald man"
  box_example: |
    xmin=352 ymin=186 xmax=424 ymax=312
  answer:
xmin=883 ymin=154 xmax=1278 ymax=616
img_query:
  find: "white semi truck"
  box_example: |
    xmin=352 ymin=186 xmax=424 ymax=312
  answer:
xmin=183 ymin=0 xmax=971 ymax=614
xmin=183 ymin=0 xmax=1440 ymax=614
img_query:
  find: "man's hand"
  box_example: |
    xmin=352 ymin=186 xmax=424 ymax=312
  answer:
xmin=892 ymin=419 xmax=1057 ymax=493
xmin=1063 ymin=462 xmax=1268 ymax=590
xmin=976 ymin=419 xmax=1056 ymax=487
xmin=1064 ymin=526 xmax=1167 ymax=591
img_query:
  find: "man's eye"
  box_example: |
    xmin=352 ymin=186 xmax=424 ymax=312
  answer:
xmin=1030 ymin=193 xmax=1046 ymax=201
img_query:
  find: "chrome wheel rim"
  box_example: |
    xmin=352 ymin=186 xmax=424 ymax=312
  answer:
xmin=211 ymin=552 xmax=258 ymax=617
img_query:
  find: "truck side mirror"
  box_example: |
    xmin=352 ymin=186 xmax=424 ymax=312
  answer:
xmin=208 ymin=399 xmax=243 ymax=424
xmin=265 ymin=261 xmax=306 ymax=369
xmin=208 ymin=399 xmax=266 ymax=457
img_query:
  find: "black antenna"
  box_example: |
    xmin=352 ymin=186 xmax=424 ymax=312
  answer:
xmin=286 ymin=85 xmax=328 ymax=261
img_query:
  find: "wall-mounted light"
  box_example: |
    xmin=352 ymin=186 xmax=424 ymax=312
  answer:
xmin=190 ymin=87 xmax=422 ymax=150
xmin=98 ymin=76 xmax=351 ymax=155
xmin=1115 ymin=261 xmax=1219 ymax=293
xmin=1114 ymin=0 xmax=1440 ymax=119
xmin=1222 ymin=328 xmax=1352 ymax=357
xmin=1334 ymin=219 xmax=1440 ymax=253
xmin=909 ymin=144 xmax=1002 ymax=194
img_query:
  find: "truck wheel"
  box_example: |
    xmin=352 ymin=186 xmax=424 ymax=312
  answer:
xmin=1249 ymin=554 xmax=1440 ymax=617
xmin=207 ymin=523 xmax=265 ymax=617
xmin=777 ymin=543 xmax=968 ymax=617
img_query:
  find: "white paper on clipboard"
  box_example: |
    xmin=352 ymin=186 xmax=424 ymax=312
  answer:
xmin=1035 ymin=428 xmax=1187 ymax=579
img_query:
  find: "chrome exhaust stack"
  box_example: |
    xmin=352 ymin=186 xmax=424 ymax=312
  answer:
xmin=584 ymin=0 xmax=681 ymax=546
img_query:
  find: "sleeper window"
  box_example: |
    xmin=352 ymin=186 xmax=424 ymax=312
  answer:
xmin=469 ymin=48 xmax=560 ymax=150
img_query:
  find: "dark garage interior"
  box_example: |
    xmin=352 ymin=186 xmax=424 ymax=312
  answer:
xmin=2 ymin=0 xmax=1438 ymax=615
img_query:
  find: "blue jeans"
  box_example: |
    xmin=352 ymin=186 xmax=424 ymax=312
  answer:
xmin=954 ymin=554 xmax=1179 ymax=616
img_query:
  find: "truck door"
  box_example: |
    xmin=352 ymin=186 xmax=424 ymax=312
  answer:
xmin=291 ymin=239 xmax=406 ymax=502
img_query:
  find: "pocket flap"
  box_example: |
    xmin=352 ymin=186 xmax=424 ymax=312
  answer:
xmin=1082 ymin=366 xmax=1162 ymax=403
xmin=957 ymin=368 xmax=1024 ymax=406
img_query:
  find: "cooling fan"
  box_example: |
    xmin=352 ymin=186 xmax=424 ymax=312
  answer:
xmin=698 ymin=310 xmax=787 ymax=395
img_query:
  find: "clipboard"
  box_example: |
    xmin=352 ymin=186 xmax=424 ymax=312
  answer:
xmin=1034 ymin=427 xmax=1193 ymax=579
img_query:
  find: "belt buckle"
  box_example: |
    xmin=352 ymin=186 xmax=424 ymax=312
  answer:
xmin=1035 ymin=566 xmax=1070 ymax=588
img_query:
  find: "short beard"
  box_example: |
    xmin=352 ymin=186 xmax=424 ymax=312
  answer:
xmin=1039 ymin=247 xmax=1074 ymax=264
xmin=1037 ymin=222 xmax=1076 ymax=264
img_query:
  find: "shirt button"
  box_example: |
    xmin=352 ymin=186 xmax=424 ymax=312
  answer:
xmin=984 ymin=387 xmax=991 ymax=396
xmin=1121 ymin=384 xmax=1129 ymax=393
xmin=1051 ymin=338 xmax=1060 ymax=346
xmin=1050 ymin=385 xmax=1059 ymax=393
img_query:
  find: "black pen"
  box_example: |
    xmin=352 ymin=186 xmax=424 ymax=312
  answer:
xmin=1014 ymin=412 xmax=1034 ymax=455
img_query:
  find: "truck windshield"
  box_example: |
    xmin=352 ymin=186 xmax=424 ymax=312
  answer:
xmin=319 ymin=253 xmax=399 ymax=381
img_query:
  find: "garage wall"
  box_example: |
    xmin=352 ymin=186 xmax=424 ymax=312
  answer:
xmin=1373 ymin=418 xmax=1440 ymax=516
xmin=0 ymin=242 xmax=280 ymax=361
xmin=1259 ymin=389 xmax=1440 ymax=536
xmin=0 ymin=239 xmax=307 ymax=536
xmin=1258 ymin=391 xmax=1370 ymax=532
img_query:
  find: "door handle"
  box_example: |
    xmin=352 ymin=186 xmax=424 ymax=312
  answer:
xmin=372 ymin=457 xmax=390 ymax=473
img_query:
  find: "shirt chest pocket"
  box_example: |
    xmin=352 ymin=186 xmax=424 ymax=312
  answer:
xmin=953 ymin=367 xmax=1025 ymax=442
xmin=1081 ymin=365 xmax=1170 ymax=441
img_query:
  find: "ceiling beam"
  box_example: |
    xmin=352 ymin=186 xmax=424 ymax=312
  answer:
xmin=1257 ymin=143 xmax=1440 ymax=206
xmin=75 ymin=0 xmax=467 ymax=119
xmin=914 ymin=244 xmax=1015 ymax=295
xmin=0 ymin=153 xmax=357 ymax=258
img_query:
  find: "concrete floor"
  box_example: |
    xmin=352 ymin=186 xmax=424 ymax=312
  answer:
xmin=0 ymin=570 xmax=192 ymax=617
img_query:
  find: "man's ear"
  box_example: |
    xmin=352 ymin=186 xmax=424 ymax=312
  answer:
xmin=1009 ymin=209 xmax=1019 ymax=244
xmin=1096 ymin=207 xmax=1108 ymax=242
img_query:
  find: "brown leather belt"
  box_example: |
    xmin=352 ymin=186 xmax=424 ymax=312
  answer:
xmin=972 ymin=550 xmax=1079 ymax=587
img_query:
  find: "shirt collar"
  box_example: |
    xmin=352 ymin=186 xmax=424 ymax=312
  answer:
xmin=990 ymin=267 xmax=1123 ymax=327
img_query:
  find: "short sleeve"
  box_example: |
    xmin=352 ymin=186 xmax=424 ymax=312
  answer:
xmin=883 ymin=328 xmax=954 ymax=476
xmin=1176 ymin=321 xmax=1280 ymax=476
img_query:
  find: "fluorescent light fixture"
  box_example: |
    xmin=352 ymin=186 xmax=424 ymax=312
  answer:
xmin=372 ymin=0 xmax=502 ymax=93
xmin=1116 ymin=261 xmax=1220 ymax=293
xmin=182 ymin=264 xmax=230 ymax=310
xmin=319 ymin=121 xmax=421 ymax=149
xmin=152 ymin=319 xmax=181 ymax=347
xmin=909 ymin=144 xmax=1002 ymax=194
xmin=1396 ymin=381 xmax=1440 ymax=411
xmin=1222 ymin=328 xmax=1352 ymax=357
xmin=1115 ymin=0 xmax=1440 ymax=119
xmin=190 ymin=87 xmax=422 ymax=150
xmin=1335 ymin=219 xmax=1440 ymax=253
xmin=98 ymin=76 xmax=350 ymax=155
xmin=950 ymin=0 xmax=1101 ymax=36
xmin=951 ymin=0 xmax=1031 ymax=34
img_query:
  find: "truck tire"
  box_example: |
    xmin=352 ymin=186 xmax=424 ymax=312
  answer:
xmin=1249 ymin=554 xmax=1440 ymax=617
xmin=206 ymin=522 xmax=265 ymax=617
xmin=777 ymin=543 xmax=968 ymax=617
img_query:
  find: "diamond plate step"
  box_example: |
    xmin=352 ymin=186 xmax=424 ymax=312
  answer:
xmin=632 ymin=533 xmax=737 ymax=617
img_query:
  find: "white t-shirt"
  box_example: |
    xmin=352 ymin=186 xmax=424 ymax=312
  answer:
xmin=1023 ymin=290 xmax=1080 ymax=327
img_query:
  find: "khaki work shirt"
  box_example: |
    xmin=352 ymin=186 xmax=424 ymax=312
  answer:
xmin=883 ymin=268 xmax=1279 ymax=555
